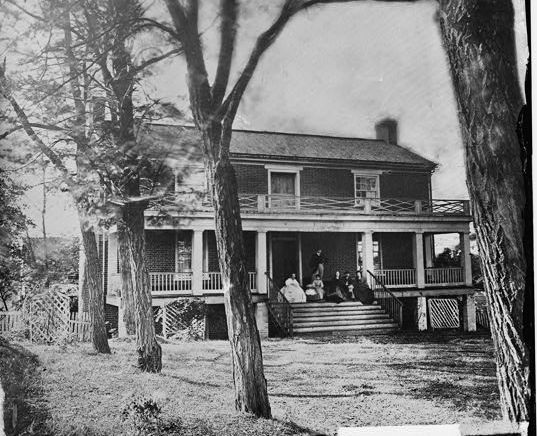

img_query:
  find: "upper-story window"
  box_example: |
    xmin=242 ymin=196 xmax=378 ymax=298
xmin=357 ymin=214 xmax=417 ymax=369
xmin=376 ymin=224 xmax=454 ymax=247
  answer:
xmin=353 ymin=173 xmax=380 ymax=207
xmin=265 ymin=165 xmax=302 ymax=208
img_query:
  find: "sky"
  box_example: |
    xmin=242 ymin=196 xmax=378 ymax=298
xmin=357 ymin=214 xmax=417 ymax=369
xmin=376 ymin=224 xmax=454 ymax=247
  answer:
xmin=19 ymin=0 xmax=528 ymax=238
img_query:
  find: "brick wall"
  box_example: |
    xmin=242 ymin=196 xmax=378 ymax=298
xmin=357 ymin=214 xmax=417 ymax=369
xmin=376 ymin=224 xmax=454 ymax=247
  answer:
xmin=205 ymin=231 xmax=256 ymax=272
xmin=105 ymin=304 xmax=118 ymax=330
xmin=300 ymin=232 xmax=356 ymax=283
xmin=301 ymin=167 xmax=354 ymax=197
xmin=206 ymin=304 xmax=228 ymax=339
xmin=145 ymin=230 xmax=176 ymax=272
xmin=380 ymin=233 xmax=414 ymax=268
xmin=380 ymin=172 xmax=430 ymax=200
xmin=234 ymin=163 xmax=267 ymax=194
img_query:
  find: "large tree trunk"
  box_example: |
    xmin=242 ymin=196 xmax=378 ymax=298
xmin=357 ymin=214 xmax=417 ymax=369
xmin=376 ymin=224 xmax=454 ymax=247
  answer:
xmin=117 ymin=226 xmax=136 ymax=336
xmin=204 ymin=127 xmax=271 ymax=418
xmin=78 ymin=217 xmax=110 ymax=354
xmin=438 ymin=0 xmax=530 ymax=421
xmin=122 ymin=202 xmax=162 ymax=372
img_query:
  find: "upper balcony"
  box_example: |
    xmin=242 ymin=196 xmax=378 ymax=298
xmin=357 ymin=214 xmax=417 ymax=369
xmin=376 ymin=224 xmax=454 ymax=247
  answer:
xmin=154 ymin=193 xmax=471 ymax=218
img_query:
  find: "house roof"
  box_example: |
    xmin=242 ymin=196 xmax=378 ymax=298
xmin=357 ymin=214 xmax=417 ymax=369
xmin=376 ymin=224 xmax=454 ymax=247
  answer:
xmin=141 ymin=124 xmax=437 ymax=170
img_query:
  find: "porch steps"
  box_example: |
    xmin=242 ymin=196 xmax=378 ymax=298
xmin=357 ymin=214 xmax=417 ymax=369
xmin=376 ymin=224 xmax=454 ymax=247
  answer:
xmin=290 ymin=302 xmax=398 ymax=334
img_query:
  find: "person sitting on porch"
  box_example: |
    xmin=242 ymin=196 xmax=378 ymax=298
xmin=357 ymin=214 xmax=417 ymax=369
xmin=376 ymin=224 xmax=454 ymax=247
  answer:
xmin=354 ymin=272 xmax=375 ymax=305
xmin=281 ymin=273 xmax=306 ymax=303
xmin=309 ymin=249 xmax=327 ymax=279
xmin=305 ymin=274 xmax=324 ymax=301
xmin=342 ymin=271 xmax=355 ymax=300
xmin=326 ymin=271 xmax=346 ymax=303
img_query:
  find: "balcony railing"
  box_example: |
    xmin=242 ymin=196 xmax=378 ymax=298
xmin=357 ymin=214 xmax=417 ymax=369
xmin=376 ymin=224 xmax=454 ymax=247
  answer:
xmin=157 ymin=193 xmax=470 ymax=217
xmin=373 ymin=268 xmax=416 ymax=288
xmin=203 ymin=271 xmax=257 ymax=292
xmin=425 ymin=267 xmax=464 ymax=286
xmin=150 ymin=272 xmax=192 ymax=294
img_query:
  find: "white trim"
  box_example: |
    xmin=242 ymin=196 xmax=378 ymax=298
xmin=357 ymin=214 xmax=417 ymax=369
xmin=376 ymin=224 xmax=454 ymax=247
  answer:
xmin=266 ymin=165 xmax=302 ymax=199
xmin=264 ymin=164 xmax=304 ymax=172
xmin=351 ymin=169 xmax=384 ymax=175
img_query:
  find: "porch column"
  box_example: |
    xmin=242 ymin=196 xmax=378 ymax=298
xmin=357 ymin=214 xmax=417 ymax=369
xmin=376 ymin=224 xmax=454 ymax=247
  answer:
xmin=191 ymin=229 xmax=204 ymax=295
xmin=256 ymin=231 xmax=268 ymax=294
xmin=461 ymin=232 xmax=473 ymax=286
xmin=362 ymin=231 xmax=375 ymax=285
xmin=424 ymin=234 xmax=434 ymax=268
xmin=413 ymin=232 xmax=425 ymax=289
xmin=462 ymin=294 xmax=477 ymax=331
xmin=417 ymin=296 xmax=428 ymax=331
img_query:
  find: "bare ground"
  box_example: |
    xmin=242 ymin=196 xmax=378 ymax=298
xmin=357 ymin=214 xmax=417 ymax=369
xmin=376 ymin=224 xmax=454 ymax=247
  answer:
xmin=8 ymin=331 xmax=500 ymax=435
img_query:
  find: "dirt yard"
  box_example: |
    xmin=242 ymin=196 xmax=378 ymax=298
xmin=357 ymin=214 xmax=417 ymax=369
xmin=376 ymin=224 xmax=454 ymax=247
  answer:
xmin=3 ymin=331 xmax=501 ymax=435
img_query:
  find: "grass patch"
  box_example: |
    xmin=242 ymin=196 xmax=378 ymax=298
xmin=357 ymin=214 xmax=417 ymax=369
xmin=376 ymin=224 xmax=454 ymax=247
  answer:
xmin=17 ymin=331 xmax=501 ymax=435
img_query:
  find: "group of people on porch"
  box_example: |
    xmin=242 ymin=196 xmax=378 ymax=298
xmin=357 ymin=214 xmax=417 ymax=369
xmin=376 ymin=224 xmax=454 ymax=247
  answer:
xmin=280 ymin=249 xmax=374 ymax=304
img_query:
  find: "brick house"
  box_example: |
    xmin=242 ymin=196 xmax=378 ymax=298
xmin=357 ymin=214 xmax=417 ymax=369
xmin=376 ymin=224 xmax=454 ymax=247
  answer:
xmin=99 ymin=121 xmax=476 ymax=337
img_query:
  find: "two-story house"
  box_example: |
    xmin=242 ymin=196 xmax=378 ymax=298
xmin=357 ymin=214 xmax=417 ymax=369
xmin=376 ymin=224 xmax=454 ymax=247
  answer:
xmin=99 ymin=120 xmax=476 ymax=338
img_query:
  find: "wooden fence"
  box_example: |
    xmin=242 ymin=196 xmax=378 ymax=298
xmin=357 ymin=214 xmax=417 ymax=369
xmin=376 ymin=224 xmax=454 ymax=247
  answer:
xmin=0 ymin=312 xmax=22 ymax=334
xmin=69 ymin=312 xmax=92 ymax=341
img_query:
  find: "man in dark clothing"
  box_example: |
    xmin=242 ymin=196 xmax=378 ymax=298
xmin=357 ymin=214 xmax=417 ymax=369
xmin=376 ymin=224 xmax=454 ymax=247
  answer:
xmin=309 ymin=249 xmax=327 ymax=279
xmin=341 ymin=271 xmax=354 ymax=300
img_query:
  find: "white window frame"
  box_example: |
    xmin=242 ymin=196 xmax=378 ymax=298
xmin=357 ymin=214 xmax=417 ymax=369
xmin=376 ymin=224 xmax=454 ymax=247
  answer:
xmin=352 ymin=170 xmax=381 ymax=208
xmin=265 ymin=164 xmax=302 ymax=209
xmin=265 ymin=164 xmax=302 ymax=197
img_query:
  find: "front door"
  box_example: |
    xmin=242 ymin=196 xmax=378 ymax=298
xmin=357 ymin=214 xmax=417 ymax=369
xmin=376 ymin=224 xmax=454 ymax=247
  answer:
xmin=271 ymin=236 xmax=298 ymax=289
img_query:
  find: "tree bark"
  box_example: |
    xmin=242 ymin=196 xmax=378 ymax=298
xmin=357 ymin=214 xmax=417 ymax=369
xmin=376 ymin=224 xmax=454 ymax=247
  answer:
xmin=78 ymin=216 xmax=110 ymax=354
xmin=204 ymin=126 xmax=271 ymax=418
xmin=117 ymin=226 xmax=136 ymax=336
xmin=438 ymin=0 xmax=530 ymax=421
xmin=122 ymin=202 xmax=162 ymax=372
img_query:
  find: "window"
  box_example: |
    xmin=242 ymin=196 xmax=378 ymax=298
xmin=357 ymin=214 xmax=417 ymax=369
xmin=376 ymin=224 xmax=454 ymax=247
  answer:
xmin=265 ymin=165 xmax=302 ymax=209
xmin=175 ymin=231 xmax=192 ymax=272
xmin=354 ymin=174 xmax=379 ymax=208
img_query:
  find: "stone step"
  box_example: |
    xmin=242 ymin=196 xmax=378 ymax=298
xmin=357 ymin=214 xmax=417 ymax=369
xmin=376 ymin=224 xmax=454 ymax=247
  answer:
xmin=293 ymin=322 xmax=399 ymax=334
xmin=293 ymin=313 xmax=390 ymax=323
xmin=294 ymin=317 xmax=392 ymax=328
xmin=292 ymin=304 xmax=381 ymax=313
xmin=291 ymin=302 xmax=378 ymax=309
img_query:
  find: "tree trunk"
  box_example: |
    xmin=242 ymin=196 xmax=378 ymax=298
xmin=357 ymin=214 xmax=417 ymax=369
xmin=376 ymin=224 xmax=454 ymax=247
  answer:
xmin=122 ymin=202 xmax=162 ymax=372
xmin=204 ymin=127 xmax=271 ymax=418
xmin=78 ymin=217 xmax=110 ymax=354
xmin=117 ymin=226 xmax=136 ymax=336
xmin=438 ymin=0 xmax=530 ymax=421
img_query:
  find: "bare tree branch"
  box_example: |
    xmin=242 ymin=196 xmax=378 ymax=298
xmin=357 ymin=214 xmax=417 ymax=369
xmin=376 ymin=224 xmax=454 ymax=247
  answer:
xmin=133 ymin=48 xmax=183 ymax=74
xmin=211 ymin=0 xmax=238 ymax=106
xmin=0 ymin=65 xmax=74 ymax=188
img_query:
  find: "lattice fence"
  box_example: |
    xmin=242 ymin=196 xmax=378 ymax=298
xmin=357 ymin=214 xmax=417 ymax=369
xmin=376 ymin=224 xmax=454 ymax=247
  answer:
xmin=24 ymin=289 xmax=71 ymax=343
xmin=155 ymin=299 xmax=206 ymax=341
xmin=428 ymin=298 xmax=460 ymax=329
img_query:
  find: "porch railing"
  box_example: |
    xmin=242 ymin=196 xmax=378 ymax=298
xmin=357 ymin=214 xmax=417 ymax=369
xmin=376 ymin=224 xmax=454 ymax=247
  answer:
xmin=367 ymin=270 xmax=403 ymax=328
xmin=425 ymin=267 xmax=464 ymax=286
xmin=157 ymin=193 xmax=471 ymax=217
xmin=266 ymin=272 xmax=293 ymax=337
xmin=202 ymin=271 xmax=257 ymax=292
xmin=150 ymin=272 xmax=192 ymax=293
xmin=373 ymin=268 xmax=416 ymax=288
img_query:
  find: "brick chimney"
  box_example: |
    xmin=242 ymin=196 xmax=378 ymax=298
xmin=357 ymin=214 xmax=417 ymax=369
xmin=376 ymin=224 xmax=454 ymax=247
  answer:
xmin=375 ymin=118 xmax=398 ymax=144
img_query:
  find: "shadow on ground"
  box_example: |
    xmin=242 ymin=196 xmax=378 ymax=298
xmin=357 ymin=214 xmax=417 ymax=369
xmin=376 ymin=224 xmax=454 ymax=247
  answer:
xmin=0 ymin=337 xmax=51 ymax=435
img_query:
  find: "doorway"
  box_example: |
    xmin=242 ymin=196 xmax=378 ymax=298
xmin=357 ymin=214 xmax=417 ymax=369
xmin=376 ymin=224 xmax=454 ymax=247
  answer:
xmin=271 ymin=235 xmax=298 ymax=289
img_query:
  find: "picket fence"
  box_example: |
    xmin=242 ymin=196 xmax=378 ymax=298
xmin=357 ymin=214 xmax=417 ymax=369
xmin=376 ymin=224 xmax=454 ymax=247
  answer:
xmin=0 ymin=310 xmax=92 ymax=342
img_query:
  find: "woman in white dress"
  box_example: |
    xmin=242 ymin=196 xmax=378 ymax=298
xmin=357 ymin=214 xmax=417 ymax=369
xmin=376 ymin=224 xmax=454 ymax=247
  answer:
xmin=281 ymin=273 xmax=306 ymax=303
